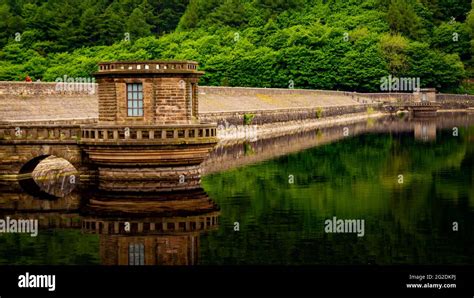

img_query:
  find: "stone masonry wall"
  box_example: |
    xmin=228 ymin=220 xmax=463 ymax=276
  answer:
xmin=0 ymin=81 xmax=97 ymax=122
xmin=114 ymin=78 xmax=155 ymax=124
xmin=199 ymin=104 xmax=381 ymax=126
xmin=154 ymin=77 xmax=189 ymax=124
xmin=97 ymin=78 xmax=116 ymax=122
xmin=437 ymin=94 xmax=474 ymax=109
xmin=1 ymin=82 xmax=474 ymax=124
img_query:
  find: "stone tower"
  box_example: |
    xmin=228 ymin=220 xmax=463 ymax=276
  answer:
xmin=80 ymin=61 xmax=217 ymax=192
xmin=94 ymin=61 xmax=203 ymax=124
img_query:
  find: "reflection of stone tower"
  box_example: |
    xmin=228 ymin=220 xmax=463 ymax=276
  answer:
xmin=82 ymin=189 xmax=219 ymax=265
xmin=96 ymin=223 xmax=209 ymax=265
xmin=414 ymin=121 xmax=437 ymax=142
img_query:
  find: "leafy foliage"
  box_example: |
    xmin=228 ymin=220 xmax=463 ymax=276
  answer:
xmin=0 ymin=0 xmax=472 ymax=93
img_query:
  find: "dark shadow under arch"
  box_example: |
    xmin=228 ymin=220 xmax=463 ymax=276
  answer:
xmin=19 ymin=155 xmax=51 ymax=175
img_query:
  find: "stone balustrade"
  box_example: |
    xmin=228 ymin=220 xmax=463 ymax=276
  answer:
xmin=80 ymin=123 xmax=217 ymax=144
xmin=97 ymin=61 xmax=200 ymax=73
xmin=409 ymin=101 xmax=441 ymax=107
xmin=0 ymin=123 xmax=217 ymax=144
xmin=0 ymin=125 xmax=81 ymax=144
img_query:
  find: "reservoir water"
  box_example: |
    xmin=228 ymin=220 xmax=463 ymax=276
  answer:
xmin=0 ymin=112 xmax=473 ymax=265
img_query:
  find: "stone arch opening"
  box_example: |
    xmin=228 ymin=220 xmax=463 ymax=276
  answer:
xmin=19 ymin=155 xmax=50 ymax=175
xmin=19 ymin=155 xmax=79 ymax=199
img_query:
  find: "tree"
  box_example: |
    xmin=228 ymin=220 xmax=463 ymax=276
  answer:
xmin=210 ymin=0 xmax=247 ymax=27
xmin=405 ymin=42 xmax=465 ymax=90
xmin=177 ymin=0 xmax=201 ymax=30
xmin=432 ymin=22 xmax=471 ymax=60
xmin=387 ymin=0 xmax=422 ymax=39
xmin=0 ymin=3 xmax=25 ymax=48
xmin=99 ymin=3 xmax=126 ymax=45
xmin=256 ymin=0 xmax=305 ymax=13
xmin=435 ymin=0 xmax=471 ymax=22
xmin=379 ymin=33 xmax=409 ymax=75
xmin=126 ymin=8 xmax=152 ymax=40
xmin=0 ymin=0 xmax=472 ymax=93
xmin=151 ymin=0 xmax=189 ymax=34
xmin=79 ymin=8 xmax=101 ymax=46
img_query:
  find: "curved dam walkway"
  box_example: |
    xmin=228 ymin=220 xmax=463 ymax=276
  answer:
xmin=0 ymin=81 xmax=474 ymax=124
xmin=1 ymin=82 xmax=473 ymax=124
xmin=1 ymin=81 xmax=474 ymax=179
xmin=0 ymin=82 xmax=378 ymax=123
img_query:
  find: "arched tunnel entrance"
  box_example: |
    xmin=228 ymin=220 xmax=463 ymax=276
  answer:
xmin=19 ymin=155 xmax=79 ymax=199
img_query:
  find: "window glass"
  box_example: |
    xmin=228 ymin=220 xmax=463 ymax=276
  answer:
xmin=127 ymin=83 xmax=143 ymax=117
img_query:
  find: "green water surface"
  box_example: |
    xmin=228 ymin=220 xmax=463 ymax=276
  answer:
xmin=0 ymin=116 xmax=473 ymax=265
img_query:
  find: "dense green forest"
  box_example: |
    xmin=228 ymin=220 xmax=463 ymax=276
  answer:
xmin=1 ymin=0 xmax=474 ymax=93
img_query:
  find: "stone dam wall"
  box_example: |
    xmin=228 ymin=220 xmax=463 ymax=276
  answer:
xmin=1 ymin=82 xmax=473 ymax=124
xmin=199 ymin=104 xmax=380 ymax=126
xmin=0 ymin=82 xmax=98 ymax=122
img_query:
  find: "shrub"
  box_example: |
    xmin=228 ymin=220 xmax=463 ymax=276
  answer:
xmin=243 ymin=113 xmax=255 ymax=125
xmin=316 ymin=107 xmax=323 ymax=119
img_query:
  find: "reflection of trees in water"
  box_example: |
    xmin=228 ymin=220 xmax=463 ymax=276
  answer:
xmin=201 ymin=123 xmax=474 ymax=265
xmin=459 ymin=128 xmax=474 ymax=207
xmin=0 ymin=183 xmax=93 ymax=265
xmin=0 ymin=113 xmax=473 ymax=265
xmin=205 ymin=113 xmax=474 ymax=176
